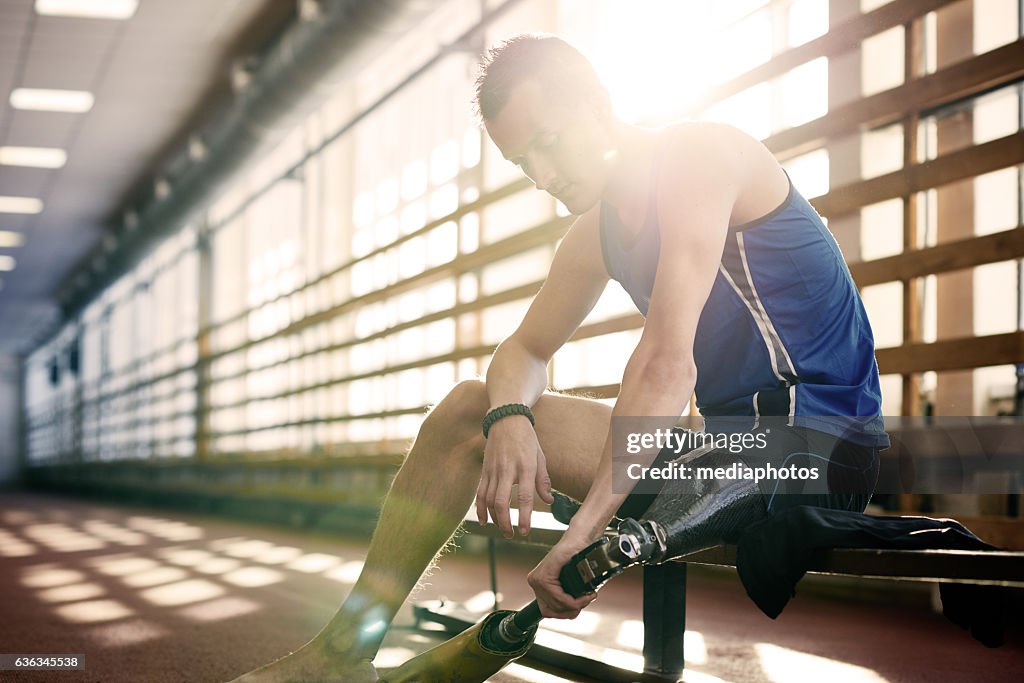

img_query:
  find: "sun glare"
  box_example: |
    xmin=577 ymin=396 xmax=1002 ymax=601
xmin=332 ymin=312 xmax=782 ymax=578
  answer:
xmin=755 ymin=643 xmax=891 ymax=683
xmin=571 ymin=0 xmax=829 ymax=140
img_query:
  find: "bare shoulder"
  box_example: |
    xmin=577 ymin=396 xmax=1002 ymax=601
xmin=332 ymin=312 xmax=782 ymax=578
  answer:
xmin=660 ymin=122 xmax=775 ymax=175
xmin=657 ymin=122 xmax=788 ymax=226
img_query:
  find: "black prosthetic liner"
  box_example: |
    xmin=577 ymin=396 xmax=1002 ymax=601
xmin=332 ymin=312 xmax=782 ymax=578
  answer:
xmin=639 ymin=448 xmax=770 ymax=561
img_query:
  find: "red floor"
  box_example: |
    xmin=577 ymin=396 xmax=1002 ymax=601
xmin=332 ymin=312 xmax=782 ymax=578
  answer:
xmin=0 ymin=491 xmax=1020 ymax=682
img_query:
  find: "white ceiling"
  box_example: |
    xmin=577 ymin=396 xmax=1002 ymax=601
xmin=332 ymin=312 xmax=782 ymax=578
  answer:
xmin=0 ymin=0 xmax=291 ymax=356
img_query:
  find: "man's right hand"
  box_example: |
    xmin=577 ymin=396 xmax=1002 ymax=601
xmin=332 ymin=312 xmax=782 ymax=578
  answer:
xmin=475 ymin=415 xmax=554 ymax=538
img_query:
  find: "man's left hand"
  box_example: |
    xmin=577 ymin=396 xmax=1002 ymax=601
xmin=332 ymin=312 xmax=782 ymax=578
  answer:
xmin=528 ymin=534 xmax=598 ymax=619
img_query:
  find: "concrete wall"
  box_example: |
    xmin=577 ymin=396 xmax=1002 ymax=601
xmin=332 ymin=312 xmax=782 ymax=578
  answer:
xmin=0 ymin=354 xmax=22 ymax=487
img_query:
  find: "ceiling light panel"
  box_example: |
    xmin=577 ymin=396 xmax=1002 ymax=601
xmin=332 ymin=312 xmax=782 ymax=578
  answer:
xmin=34 ymin=0 xmax=138 ymax=20
xmin=0 ymin=255 xmax=16 ymax=271
xmin=0 ymin=232 xmax=26 ymax=248
xmin=9 ymin=88 xmax=94 ymax=113
xmin=0 ymin=197 xmax=44 ymax=214
xmin=0 ymin=146 xmax=67 ymax=169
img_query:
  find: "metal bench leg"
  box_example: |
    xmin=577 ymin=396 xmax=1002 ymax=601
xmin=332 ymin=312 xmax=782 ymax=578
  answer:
xmin=643 ymin=563 xmax=687 ymax=682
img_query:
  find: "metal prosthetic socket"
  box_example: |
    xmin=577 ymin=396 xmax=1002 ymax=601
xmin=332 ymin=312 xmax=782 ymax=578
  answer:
xmin=562 ymin=448 xmax=770 ymax=593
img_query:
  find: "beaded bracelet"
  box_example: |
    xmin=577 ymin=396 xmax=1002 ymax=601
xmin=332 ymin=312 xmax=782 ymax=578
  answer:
xmin=481 ymin=403 xmax=535 ymax=438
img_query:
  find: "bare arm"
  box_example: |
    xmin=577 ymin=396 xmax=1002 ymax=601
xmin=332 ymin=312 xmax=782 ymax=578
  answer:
xmin=485 ymin=209 xmax=608 ymax=407
xmin=477 ymin=208 xmax=609 ymax=536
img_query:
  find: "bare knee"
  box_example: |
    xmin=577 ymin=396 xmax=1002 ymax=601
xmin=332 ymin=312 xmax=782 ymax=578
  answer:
xmin=420 ymin=379 xmax=487 ymax=453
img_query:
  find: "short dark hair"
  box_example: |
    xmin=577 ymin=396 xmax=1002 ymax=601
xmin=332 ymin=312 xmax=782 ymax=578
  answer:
xmin=473 ymin=33 xmax=608 ymax=122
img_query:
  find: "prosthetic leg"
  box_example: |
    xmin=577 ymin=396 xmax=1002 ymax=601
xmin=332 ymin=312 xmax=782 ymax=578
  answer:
xmin=384 ymin=449 xmax=770 ymax=682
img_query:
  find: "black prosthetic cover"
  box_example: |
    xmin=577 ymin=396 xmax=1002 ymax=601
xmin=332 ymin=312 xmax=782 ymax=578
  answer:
xmin=640 ymin=448 xmax=769 ymax=562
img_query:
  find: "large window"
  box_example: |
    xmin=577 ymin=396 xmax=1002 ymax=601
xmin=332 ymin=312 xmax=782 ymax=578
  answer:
xmin=23 ymin=0 xmax=1024 ymax=463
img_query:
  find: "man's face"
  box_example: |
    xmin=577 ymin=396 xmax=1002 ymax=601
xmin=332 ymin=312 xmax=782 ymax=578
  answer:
xmin=484 ymin=79 xmax=615 ymax=215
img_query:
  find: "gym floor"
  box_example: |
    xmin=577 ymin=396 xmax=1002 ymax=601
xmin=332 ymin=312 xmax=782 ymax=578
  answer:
xmin=0 ymin=492 xmax=1020 ymax=683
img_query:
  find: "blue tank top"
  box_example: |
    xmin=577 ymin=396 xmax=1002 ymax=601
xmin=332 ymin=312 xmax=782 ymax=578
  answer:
xmin=599 ymin=161 xmax=889 ymax=448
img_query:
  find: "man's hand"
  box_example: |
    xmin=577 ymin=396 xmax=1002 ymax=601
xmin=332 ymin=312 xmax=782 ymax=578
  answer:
xmin=528 ymin=535 xmax=598 ymax=619
xmin=476 ymin=415 xmax=553 ymax=538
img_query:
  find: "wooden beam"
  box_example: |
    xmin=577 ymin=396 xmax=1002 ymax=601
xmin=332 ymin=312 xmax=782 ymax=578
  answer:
xmin=813 ymin=131 xmax=1024 ymax=217
xmin=206 ymin=406 xmax=430 ymax=440
xmin=201 ymin=215 xmax=570 ymax=364
xmin=205 ymin=341 xmax=499 ymax=412
xmin=851 ymin=228 xmax=1024 ymax=287
xmin=570 ymin=313 xmax=644 ymax=342
xmin=876 ymin=332 xmax=1024 ymax=374
xmin=766 ymin=39 xmax=1024 ymax=158
xmin=689 ymin=0 xmax=958 ymax=113
xmin=900 ymin=19 xmax=924 ymax=418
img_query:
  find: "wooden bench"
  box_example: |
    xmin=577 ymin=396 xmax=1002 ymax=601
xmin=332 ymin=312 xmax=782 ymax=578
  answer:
xmin=412 ymin=510 xmax=1024 ymax=683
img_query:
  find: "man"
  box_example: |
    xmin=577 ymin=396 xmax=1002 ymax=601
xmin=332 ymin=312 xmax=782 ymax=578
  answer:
xmin=233 ymin=33 xmax=887 ymax=682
